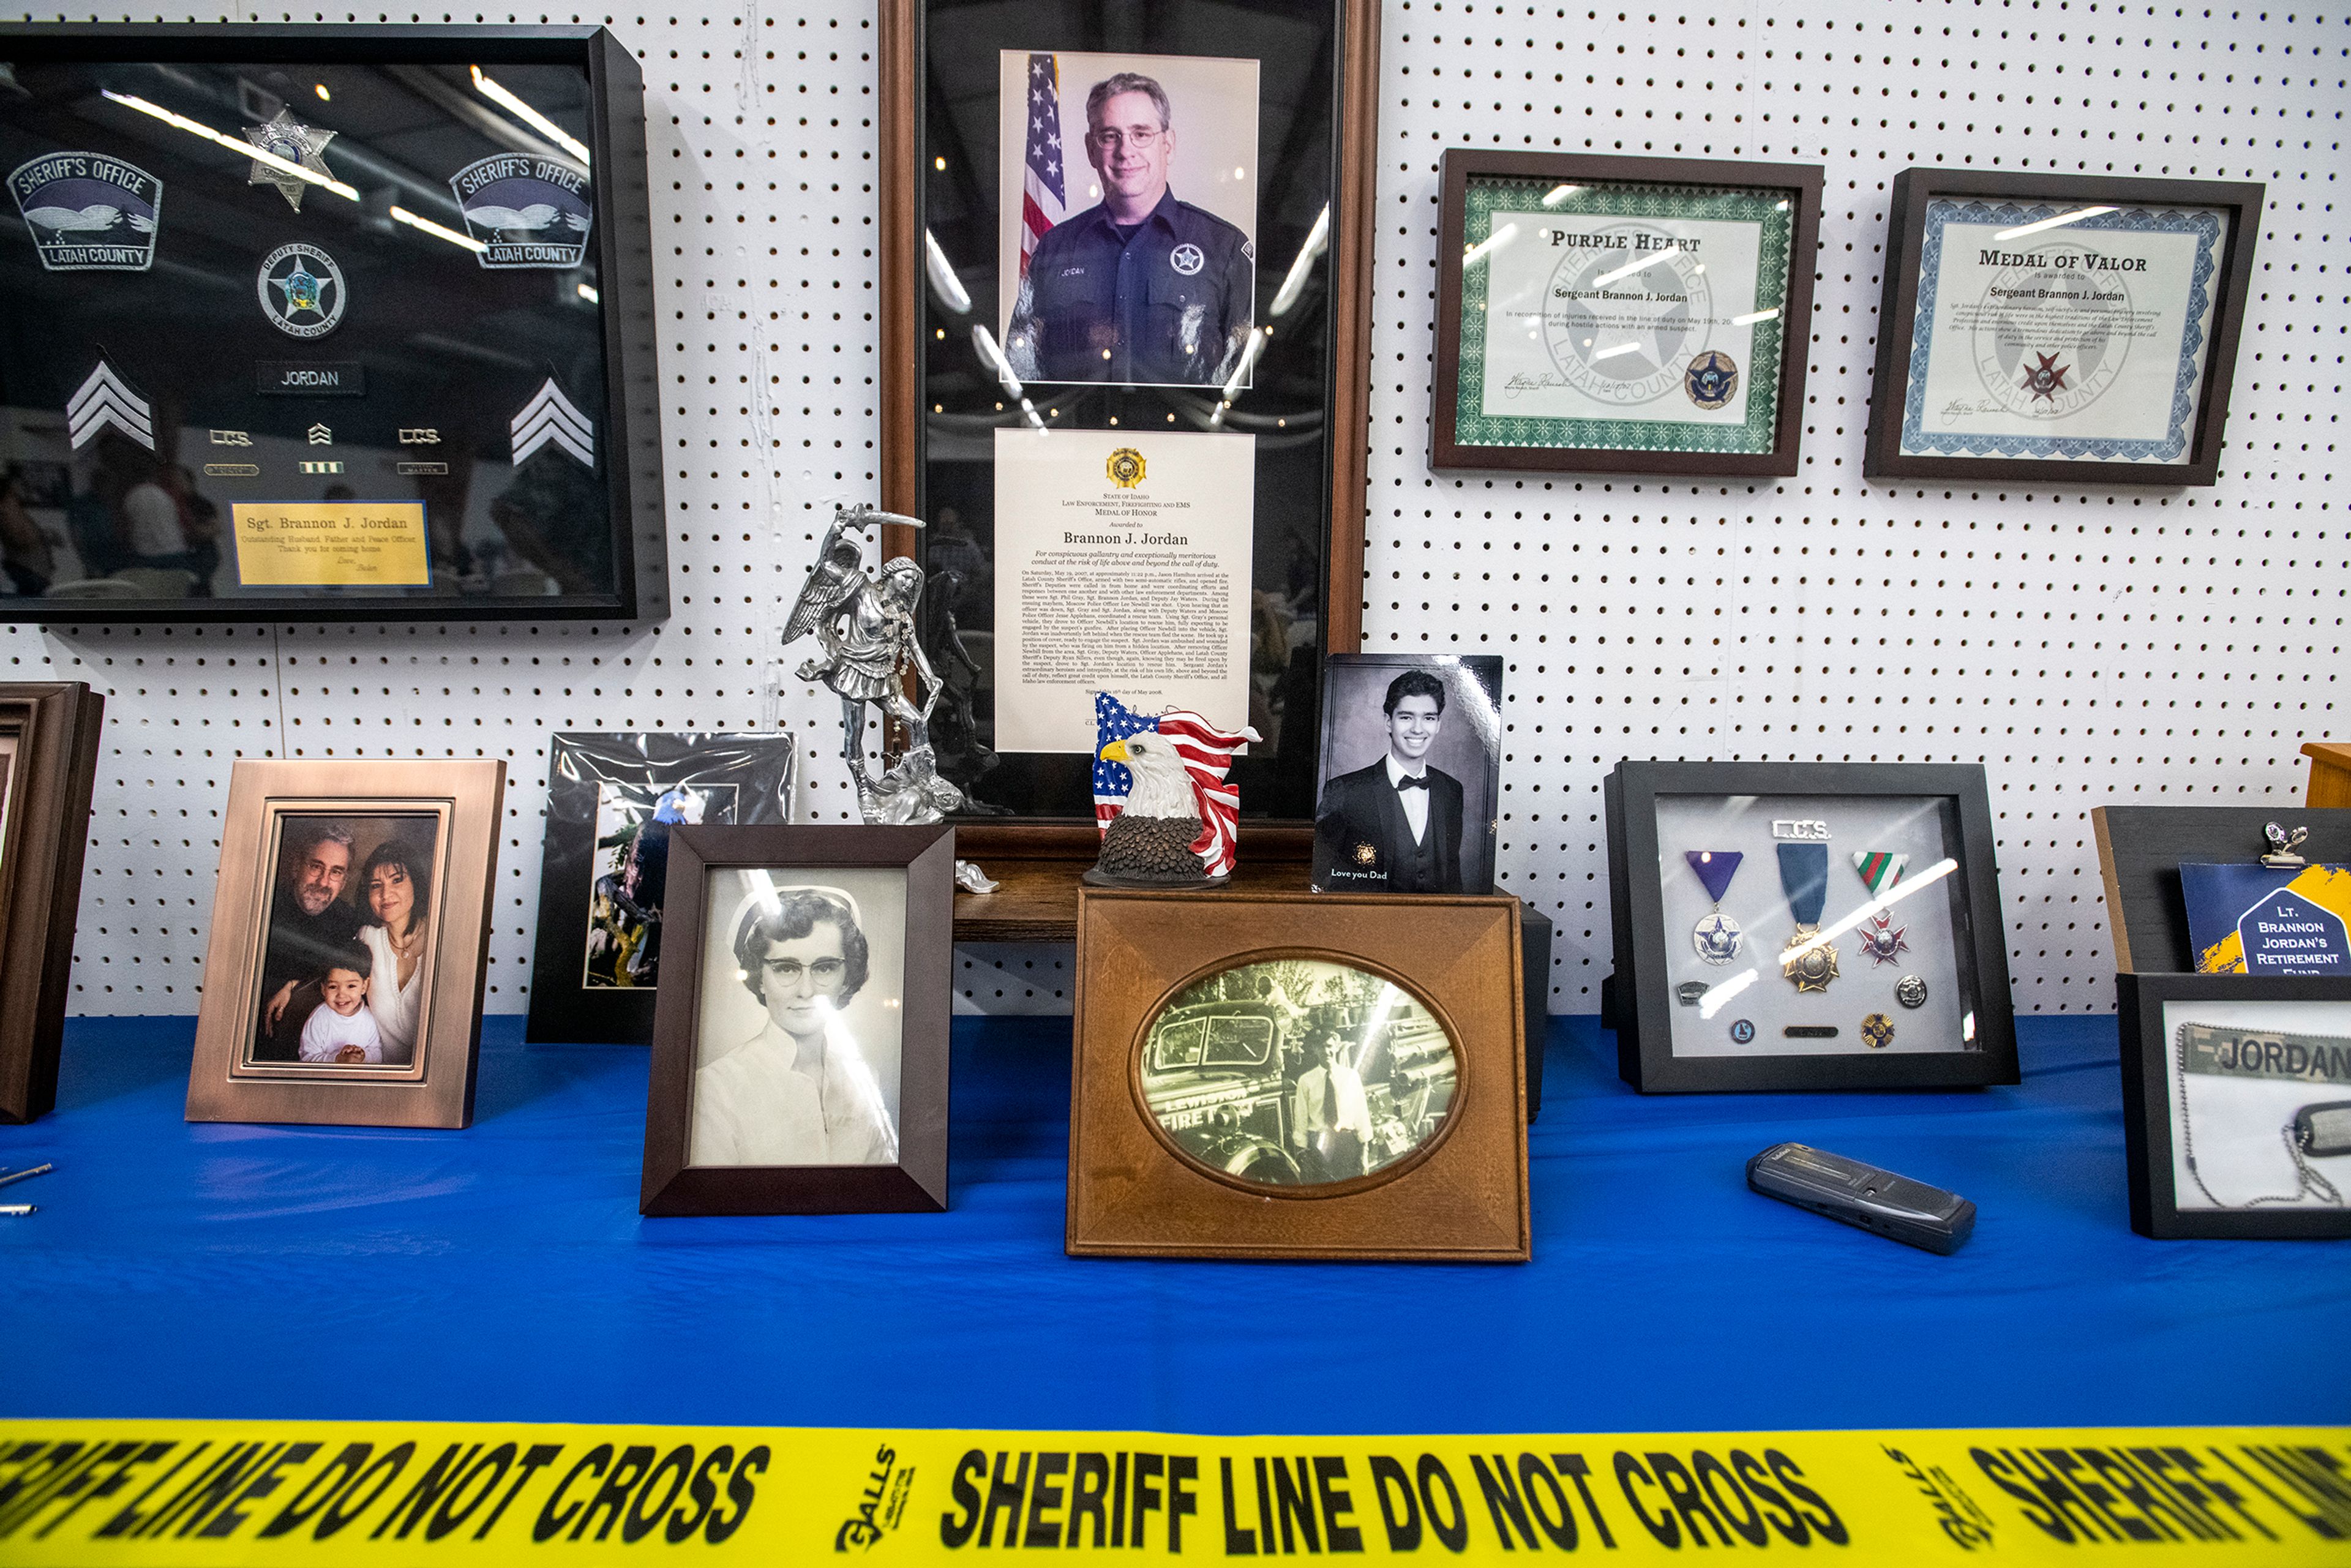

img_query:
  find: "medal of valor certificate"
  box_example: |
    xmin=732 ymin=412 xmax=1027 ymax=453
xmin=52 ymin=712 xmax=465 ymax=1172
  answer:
xmin=1451 ymin=179 xmax=1797 ymax=456
xmin=1900 ymin=201 xmax=2225 ymax=463
xmin=991 ymin=428 xmax=1254 ymax=754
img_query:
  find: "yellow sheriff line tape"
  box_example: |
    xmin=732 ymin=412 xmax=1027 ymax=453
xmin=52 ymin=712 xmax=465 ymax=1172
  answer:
xmin=1 ymin=1420 xmax=2346 ymax=1563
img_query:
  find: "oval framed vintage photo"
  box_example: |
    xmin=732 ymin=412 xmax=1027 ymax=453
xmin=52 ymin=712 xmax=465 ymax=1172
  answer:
xmin=1071 ymin=888 xmax=1528 ymax=1261
xmin=1128 ymin=951 xmax=1465 ymax=1199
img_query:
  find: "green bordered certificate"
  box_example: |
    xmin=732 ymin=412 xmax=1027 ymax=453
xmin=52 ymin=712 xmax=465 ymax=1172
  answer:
xmin=1431 ymin=151 xmax=1821 ymax=476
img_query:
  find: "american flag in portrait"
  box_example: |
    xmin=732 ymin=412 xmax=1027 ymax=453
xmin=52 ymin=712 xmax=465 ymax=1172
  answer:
xmin=1019 ymin=53 xmax=1067 ymax=279
xmin=1093 ymin=693 xmax=1259 ymax=879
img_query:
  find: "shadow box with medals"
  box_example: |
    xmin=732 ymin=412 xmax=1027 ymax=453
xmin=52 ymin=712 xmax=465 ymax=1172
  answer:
xmin=1067 ymin=888 xmax=1528 ymax=1261
xmin=1603 ymin=761 xmax=2018 ymax=1094
xmin=876 ymin=0 xmax=1381 ymax=858
xmin=0 ymin=24 xmax=664 ymax=621
xmin=1430 ymin=149 xmax=1823 ymax=477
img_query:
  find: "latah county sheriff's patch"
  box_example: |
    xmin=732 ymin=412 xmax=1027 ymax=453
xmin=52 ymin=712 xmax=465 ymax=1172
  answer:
xmin=8 ymin=151 xmax=161 ymax=271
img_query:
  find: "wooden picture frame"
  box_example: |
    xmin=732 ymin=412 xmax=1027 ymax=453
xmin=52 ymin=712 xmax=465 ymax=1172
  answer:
xmin=876 ymin=0 xmax=1380 ymax=841
xmin=1864 ymin=168 xmax=2262 ymax=487
xmin=639 ymin=824 xmax=954 ymax=1216
xmin=1431 ymin=149 xmax=1823 ymax=476
xmin=1067 ymin=888 xmax=1528 ymax=1261
xmin=1604 ymin=760 xmax=2018 ymax=1093
xmin=525 ymin=731 xmax=797 ymax=1046
xmin=185 ymin=759 xmax=504 ymax=1130
xmin=2117 ymin=971 xmax=2351 ymax=1240
xmin=0 ymin=683 xmax=105 ymax=1123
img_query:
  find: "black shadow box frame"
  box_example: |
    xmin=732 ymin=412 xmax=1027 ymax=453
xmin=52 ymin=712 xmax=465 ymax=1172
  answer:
xmin=2117 ymin=971 xmax=2351 ymax=1241
xmin=0 ymin=23 xmax=666 ymax=621
xmin=1604 ymin=760 xmax=2017 ymax=1093
xmin=639 ymin=823 xmax=955 ymax=1217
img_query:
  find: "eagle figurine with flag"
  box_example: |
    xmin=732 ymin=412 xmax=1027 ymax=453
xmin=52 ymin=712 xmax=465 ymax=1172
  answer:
xmin=1086 ymin=692 xmax=1259 ymax=889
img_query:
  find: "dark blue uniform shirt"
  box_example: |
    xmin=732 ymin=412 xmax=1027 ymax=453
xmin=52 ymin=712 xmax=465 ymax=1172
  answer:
xmin=1007 ymin=189 xmax=1254 ymax=386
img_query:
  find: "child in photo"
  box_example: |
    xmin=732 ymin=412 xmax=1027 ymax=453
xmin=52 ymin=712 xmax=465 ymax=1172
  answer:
xmin=299 ymin=942 xmax=384 ymax=1065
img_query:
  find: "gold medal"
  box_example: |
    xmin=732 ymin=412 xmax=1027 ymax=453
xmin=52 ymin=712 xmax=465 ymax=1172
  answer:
xmin=1781 ymin=928 xmax=1839 ymax=993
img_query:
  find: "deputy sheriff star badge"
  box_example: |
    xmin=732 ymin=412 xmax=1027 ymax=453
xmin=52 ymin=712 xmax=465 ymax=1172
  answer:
xmin=243 ymin=110 xmax=337 ymax=212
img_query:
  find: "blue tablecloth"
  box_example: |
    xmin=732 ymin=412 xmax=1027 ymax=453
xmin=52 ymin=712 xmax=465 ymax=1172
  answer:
xmin=2 ymin=1015 xmax=2342 ymax=1434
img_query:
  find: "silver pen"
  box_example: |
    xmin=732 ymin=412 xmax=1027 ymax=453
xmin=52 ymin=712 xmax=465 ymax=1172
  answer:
xmin=0 ymin=1163 xmax=53 ymax=1191
xmin=0 ymin=1203 xmax=32 ymax=1216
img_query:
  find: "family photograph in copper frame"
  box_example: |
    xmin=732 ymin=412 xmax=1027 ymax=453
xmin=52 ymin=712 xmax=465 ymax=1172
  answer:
xmin=187 ymin=760 xmax=505 ymax=1130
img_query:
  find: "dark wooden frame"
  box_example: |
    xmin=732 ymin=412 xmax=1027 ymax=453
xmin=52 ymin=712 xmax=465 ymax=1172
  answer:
xmin=1604 ymin=760 xmax=2018 ymax=1093
xmin=639 ymin=823 xmax=955 ymax=1216
xmin=0 ymin=683 xmax=105 ymax=1123
xmin=876 ymin=0 xmax=1380 ymax=857
xmin=2117 ymin=971 xmax=2351 ymax=1240
xmin=1864 ymin=167 xmax=2263 ymax=488
xmin=525 ymin=731 xmax=798 ymax=1046
xmin=0 ymin=23 xmax=667 ymax=622
xmin=2093 ymin=806 xmax=2351 ymax=975
xmin=1430 ymin=149 xmax=1823 ymax=477
xmin=1067 ymin=888 xmax=1528 ymax=1261
xmin=184 ymin=759 xmax=505 ymax=1129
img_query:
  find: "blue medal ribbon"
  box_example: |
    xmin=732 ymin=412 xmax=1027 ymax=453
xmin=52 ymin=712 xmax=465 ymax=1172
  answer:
xmin=1777 ymin=843 xmax=1829 ymax=927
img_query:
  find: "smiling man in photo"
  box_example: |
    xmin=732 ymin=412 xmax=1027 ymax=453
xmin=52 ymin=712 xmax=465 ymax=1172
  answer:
xmin=1312 ymin=669 xmax=1466 ymax=894
xmin=1005 ymin=70 xmax=1254 ymax=386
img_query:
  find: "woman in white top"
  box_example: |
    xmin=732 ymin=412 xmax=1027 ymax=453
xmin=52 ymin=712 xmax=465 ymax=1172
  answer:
xmin=690 ymin=887 xmax=898 ymax=1167
xmin=355 ymin=838 xmax=432 ymax=1065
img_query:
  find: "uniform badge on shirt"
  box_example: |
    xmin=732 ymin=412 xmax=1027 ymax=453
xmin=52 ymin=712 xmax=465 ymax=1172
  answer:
xmin=1169 ymin=242 xmax=1204 ymax=276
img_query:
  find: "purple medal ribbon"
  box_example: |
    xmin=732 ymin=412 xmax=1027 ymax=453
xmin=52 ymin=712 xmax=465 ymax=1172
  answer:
xmin=1685 ymin=850 xmax=1742 ymax=904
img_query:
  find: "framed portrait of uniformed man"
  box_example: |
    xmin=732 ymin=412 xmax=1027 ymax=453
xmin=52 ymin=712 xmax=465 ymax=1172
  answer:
xmin=1310 ymin=654 xmax=1502 ymax=896
xmin=997 ymin=52 xmax=1258 ymax=390
xmin=640 ymin=824 xmax=954 ymax=1215
xmin=879 ymin=0 xmax=1380 ymax=858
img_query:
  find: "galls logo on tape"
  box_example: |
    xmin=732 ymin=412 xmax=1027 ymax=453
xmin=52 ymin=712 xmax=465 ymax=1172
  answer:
xmin=449 ymin=154 xmax=593 ymax=269
xmin=258 ymin=242 xmax=346 ymax=339
xmin=8 ymin=151 xmax=162 ymax=271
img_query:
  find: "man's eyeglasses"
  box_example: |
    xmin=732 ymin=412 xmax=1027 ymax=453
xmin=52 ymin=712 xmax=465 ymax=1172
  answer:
xmin=1088 ymin=127 xmax=1163 ymax=152
xmin=763 ymin=957 xmax=847 ymax=986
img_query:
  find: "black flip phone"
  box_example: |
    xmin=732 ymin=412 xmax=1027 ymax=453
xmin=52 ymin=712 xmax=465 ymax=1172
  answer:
xmin=1746 ymin=1142 xmax=1976 ymax=1255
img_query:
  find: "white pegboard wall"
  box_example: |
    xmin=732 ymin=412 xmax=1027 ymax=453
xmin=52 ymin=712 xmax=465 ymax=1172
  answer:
xmin=3 ymin=0 xmax=2340 ymax=1021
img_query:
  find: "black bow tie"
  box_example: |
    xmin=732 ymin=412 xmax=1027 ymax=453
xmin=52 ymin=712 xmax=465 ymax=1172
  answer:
xmin=1393 ymin=773 xmax=1430 ymax=792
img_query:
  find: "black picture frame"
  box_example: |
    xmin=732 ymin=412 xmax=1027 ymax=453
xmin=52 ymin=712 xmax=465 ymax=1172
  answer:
xmin=1863 ymin=167 xmax=2262 ymax=489
xmin=0 ymin=23 xmax=667 ymax=621
xmin=1431 ymin=149 xmax=1823 ymax=477
xmin=639 ymin=824 xmax=955 ymax=1216
xmin=525 ymin=732 xmax=798 ymax=1046
xmin=1604 ymin=760 xmax=2018 ymax=1093
xmin=1309 ymin=652 xmax=1502 ymax=896
xmin=2117 ymin=971 xmax=2351 ymax=1240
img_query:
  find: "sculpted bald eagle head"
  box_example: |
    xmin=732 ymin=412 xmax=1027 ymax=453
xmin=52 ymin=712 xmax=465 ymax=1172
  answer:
xmin=1099 ymin=729 xmax=1198 ymax=820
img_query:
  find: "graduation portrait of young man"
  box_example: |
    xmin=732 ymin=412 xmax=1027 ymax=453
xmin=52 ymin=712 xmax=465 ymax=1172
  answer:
xmin=1312 ymin=667 xmax=1474 ymax=894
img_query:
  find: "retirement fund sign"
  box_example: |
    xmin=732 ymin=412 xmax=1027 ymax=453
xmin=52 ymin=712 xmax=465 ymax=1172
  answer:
xmin=1 ymin=1420 xmax=2346 ymax=1564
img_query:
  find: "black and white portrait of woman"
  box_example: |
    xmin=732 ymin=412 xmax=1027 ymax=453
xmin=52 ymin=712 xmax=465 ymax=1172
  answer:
xmin=687 ymin=872 xmax=907 ymax=1168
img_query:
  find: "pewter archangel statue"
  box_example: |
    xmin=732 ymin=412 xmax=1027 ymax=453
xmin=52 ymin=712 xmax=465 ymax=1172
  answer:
xmin=784 ymin=503 xmax=962 ymax=822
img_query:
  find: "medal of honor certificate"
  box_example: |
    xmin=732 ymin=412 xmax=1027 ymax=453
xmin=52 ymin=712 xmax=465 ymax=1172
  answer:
xmin=990 ymin=428 xmax=1256 ymax=756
